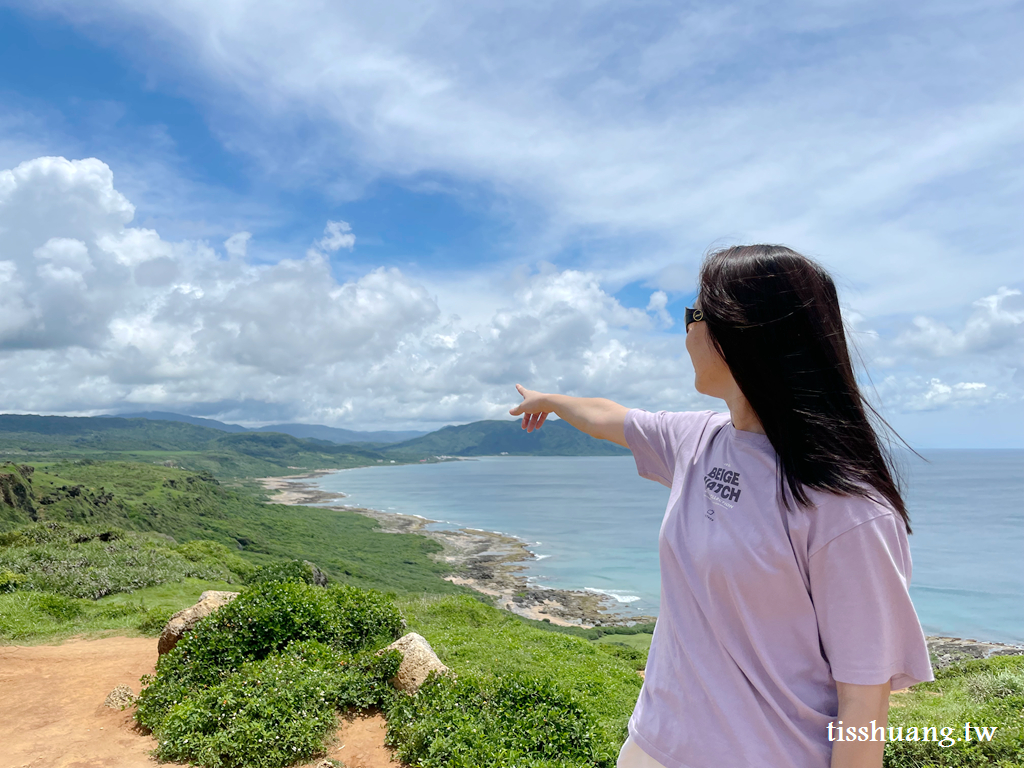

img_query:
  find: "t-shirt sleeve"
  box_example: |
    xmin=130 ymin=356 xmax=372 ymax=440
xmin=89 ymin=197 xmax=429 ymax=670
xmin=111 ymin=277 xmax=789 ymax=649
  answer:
xmin=623 ymin=409 xmax=715 ymax=488
xmin=808 ymin=512 xmax=934 ymax=691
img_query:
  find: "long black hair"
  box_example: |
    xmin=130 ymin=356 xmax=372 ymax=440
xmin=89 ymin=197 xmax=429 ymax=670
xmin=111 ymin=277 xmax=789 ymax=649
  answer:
xmin=697 ymin=244 xmax=911 ymax=531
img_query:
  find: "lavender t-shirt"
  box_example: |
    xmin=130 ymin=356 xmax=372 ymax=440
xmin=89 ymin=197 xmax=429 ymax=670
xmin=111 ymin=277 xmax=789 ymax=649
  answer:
xmin=624 ymin=409 xmax=933 ymax=768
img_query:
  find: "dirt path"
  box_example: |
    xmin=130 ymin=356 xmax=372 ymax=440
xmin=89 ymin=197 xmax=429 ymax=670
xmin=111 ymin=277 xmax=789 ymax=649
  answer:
xmin=302 ymin=712 xmax=405 ymax=768
xmin=0 ymin=636 xmax=159 ymax=768
xmin=0 ymin=637 xmax=406 ymax=768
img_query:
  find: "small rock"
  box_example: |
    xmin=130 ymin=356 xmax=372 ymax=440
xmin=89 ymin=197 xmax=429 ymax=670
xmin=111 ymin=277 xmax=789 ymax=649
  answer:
xmin=158 ymin=590 xmax=240 ymax=655
xmin=104 ymin=684 xmax=136 ymax=709
xmin=379 ymin=632 xmax=449 ymax=693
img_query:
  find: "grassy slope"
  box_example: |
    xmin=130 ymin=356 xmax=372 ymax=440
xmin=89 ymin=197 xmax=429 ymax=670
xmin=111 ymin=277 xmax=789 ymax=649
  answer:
xmin=885 ymin=655 xmax=1024 ymax=767
xmin=1 ymin=460 xmax=471 ymax=597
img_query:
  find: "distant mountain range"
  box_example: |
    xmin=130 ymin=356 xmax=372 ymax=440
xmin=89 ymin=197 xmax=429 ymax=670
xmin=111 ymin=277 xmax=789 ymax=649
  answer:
xmin=383 ymin=419 xmax=629 ymax=458
xmin=0 ymin=412 xmax=629 ymax=473
xmin=107 ymin=412 xmax=628 ymax=457
xmin=0 ymin=413 xmax=390 ymax=477
xmin=108 ymin=411 xmax=428 ymax=444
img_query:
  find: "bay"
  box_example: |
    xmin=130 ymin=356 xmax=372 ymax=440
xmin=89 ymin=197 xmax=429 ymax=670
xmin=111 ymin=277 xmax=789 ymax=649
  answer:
xmin=309 ymin=450 xmax=1023 ymax=644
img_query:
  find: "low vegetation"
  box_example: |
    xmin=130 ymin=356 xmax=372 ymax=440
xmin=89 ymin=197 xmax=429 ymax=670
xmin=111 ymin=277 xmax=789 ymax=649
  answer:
xmin=0 ymin=521 xmax=251 ymax=599
xmin=388 ymin=672 xmax=604 ymax=768
xmin=0 ymin=578 xmax=237 ymax=643
xmin=885 ymin=655 xmax=1024 ymax=767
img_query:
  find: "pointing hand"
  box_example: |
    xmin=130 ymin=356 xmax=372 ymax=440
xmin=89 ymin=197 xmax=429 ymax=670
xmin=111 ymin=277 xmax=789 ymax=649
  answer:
xmin=509 ymin=384 xmax=550 ymax=433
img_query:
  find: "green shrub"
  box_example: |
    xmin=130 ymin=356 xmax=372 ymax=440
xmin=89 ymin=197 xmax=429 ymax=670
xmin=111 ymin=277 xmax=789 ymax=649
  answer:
xmin=963 ymin=664 xmax=1024 ymax=701
xmin=154 ymin=642 xmax=401 ymax=768
xmin=386 ymin=672 xmax=604 ymax=768
xmin=594 ymin=642 xmax=648 ymax=671
xmin=35 ymin=593 xmax=87 ymax=621
xmin=0 ymin=530 xmax=26 ymax=548
xmin=137 ymin=606 xmax=177 ymax=636
xmin=246 ymin=560 xmax=327 ymax=587
xmin=0 ymin=569 xmax=25 ymax=593
xmin=136 ymin=581 xmax=403 ymax=732
xmin=0 ymin=521 xmax=126 ymax=546
xmin=175 ymin=540 xmax=254 ymax=580
xmin=97 ymin=600 xmax=146 ymax=619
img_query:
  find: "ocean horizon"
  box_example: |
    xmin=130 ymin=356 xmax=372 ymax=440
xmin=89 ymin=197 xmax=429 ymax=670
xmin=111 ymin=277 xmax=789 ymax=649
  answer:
xmin=308 ymin=450 xmax=1023 ymax=645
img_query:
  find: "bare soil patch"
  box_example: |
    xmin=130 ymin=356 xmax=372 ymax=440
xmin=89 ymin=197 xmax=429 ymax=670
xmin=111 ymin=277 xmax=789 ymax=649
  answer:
xmin=0 ymin=636 xmax=159 ymax=768
xmin=0 ymin=636 xmax=407 ymax=768
xmin=299 ymin=711 xmax=406 ymax=768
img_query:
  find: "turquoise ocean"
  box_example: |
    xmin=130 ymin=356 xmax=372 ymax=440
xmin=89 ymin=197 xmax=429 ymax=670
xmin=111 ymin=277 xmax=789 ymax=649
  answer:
xmin=309 ymin=450 xmax=1023 ymax=644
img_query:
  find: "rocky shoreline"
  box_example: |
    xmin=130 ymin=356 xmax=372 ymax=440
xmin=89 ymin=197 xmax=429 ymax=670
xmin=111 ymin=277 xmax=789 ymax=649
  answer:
xmin=259 ymin=472 xmax=1024 ymax=661
xmin=925 ymin=636 xmax=1024 ymax=669
xmin=260 ymin=471 xmax=652 ymax=628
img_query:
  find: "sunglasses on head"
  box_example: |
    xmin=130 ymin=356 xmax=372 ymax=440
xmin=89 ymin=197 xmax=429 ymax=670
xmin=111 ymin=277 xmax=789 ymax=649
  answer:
xmin=685 ymin=307 xmax=705 ymax=329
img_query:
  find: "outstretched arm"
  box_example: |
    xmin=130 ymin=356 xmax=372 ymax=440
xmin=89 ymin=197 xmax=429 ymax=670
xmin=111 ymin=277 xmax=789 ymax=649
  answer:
xmin=509 ymin=384 xmax=629 ymax=448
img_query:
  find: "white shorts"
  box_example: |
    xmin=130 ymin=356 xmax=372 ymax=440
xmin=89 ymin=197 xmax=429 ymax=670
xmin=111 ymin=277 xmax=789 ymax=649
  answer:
xmin=617 ymin=735 xmax=669 ymax=768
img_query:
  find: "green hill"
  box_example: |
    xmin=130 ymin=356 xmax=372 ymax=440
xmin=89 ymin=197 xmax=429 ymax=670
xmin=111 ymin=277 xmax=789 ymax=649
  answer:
xmin=382 ymin=418 xmax=629 ymax=459
xmin=0 ymin=460 xmax=463 ymax=597
xmin=0 ymin=414 xmax=387 ymax=476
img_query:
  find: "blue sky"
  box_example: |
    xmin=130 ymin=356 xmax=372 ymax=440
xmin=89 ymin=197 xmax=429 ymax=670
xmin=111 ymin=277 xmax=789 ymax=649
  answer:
xmin=0 ymin=0 xmax=1021 ymax=446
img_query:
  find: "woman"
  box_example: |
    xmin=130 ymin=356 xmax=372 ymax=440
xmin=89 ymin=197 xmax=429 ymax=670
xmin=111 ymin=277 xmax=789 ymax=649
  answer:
xmin=509 ymin=245 xmax=933 ymax=768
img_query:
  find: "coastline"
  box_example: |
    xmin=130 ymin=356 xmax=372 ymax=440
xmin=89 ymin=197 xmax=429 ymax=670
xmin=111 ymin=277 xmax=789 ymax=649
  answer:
xmin=259 ymin=471 xmax=1024 ymax=662
xmin=259 ymin=471 xmax=653 ymax=628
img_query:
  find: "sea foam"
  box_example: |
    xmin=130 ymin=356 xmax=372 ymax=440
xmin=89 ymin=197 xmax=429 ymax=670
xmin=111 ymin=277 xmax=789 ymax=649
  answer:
xmin=585 ymin=587 xmax=642 ymax=603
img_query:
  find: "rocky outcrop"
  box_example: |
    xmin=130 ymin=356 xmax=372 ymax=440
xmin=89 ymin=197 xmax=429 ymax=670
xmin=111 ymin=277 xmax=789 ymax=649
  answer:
xmin=0 ymin=464 xmax=36 ymax=518
xmin=379 ymin=632 xmax=449 ymax=693
xmin=304 ymin=560 xmax=329 ymax=587
xmin=158 ymin=590 xmax=240 ymax=655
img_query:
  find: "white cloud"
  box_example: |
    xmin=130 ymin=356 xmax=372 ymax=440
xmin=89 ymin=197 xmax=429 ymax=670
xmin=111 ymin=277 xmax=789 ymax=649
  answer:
xmin=315 ymin=220 xmax=355 ymax=252
xmin=224 ymin=231 xmax=252 ymax=258
xmin=896 ymin=287 xmax=1024 ymax=358
xmin=884 ymin=377 xmax=997 ymax=412
xmin=646 ymin=291 xmax=673 ymax=328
